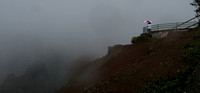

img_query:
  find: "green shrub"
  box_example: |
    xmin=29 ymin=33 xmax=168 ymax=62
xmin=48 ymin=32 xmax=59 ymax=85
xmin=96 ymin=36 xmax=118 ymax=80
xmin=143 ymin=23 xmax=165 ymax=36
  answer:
xmin=145 ymin=67 xmax=193 ymax=93
xmin=181 ymin=29 xmax=200 ymax=65
xmin=131 ymin=37 xmax=138 ymax=43
xmin=131 ymin=34 xmax=152 ymax=44
xmin=139 ymin=34 xmax=151 ymax=40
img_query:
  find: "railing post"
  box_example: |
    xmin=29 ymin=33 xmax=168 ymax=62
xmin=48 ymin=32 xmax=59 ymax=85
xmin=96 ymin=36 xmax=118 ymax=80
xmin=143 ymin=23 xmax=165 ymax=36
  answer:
xmin=157 ymin=25 xmax=159 ymax=31
xmin=176 ymin=23 xmax=178 ymax=31
xmin=143 ymin=27 xmax=146 ymax=33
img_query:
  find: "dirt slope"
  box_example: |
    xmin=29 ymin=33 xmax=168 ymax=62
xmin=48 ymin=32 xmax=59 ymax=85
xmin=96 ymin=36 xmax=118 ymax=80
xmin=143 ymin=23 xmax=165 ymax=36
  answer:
xmin=57 ymin=30 xmax=196 ymax=93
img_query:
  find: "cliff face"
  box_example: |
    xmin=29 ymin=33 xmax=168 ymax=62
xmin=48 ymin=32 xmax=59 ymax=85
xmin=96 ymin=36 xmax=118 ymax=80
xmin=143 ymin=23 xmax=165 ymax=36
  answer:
xmin=58 ymin=31 xmax=196 ymax=93
xmin=0 ymin=62 xmax=68 ymax=93
xmin=0 ymin=63 xmax=49 ymax=93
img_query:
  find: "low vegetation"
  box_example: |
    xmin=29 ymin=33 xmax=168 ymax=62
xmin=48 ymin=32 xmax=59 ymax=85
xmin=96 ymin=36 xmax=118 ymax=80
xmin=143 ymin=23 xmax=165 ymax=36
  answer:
xmin=144 ymin=28 xmax=200 ymax=93
xmin=131 ymin=34 xmax=152 ymax=44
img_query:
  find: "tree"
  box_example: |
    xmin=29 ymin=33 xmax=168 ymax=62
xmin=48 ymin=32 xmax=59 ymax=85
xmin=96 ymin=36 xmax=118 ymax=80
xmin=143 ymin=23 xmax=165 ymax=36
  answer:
xmin=191 ymin=0 xmax=200 ymax=26
xmin=191 ymin=0 xmax=200 ymax=15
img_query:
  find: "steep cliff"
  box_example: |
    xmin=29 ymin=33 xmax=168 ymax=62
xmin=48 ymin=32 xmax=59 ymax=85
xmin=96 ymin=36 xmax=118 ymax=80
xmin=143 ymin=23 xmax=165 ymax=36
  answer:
xmin=57 ymin=30 xmax=197 ymax=93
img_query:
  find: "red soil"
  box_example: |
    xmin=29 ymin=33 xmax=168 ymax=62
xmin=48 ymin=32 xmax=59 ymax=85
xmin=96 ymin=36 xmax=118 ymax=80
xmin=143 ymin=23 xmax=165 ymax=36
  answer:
xmin=57 ymin=30 xmax=196 ymax=93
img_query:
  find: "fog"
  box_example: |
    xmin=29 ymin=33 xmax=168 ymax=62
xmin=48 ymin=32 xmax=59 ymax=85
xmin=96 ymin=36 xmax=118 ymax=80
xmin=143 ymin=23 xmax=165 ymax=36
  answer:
xmin=0 ymin=0 xmax=195 ymax=92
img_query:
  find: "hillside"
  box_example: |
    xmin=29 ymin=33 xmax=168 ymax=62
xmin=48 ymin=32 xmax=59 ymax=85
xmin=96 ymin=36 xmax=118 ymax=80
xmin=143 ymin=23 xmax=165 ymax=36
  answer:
xmin=0 ymin=62 xmax=68 ymax=93
xmin=57 ymin=29 xmax=198 ymax=93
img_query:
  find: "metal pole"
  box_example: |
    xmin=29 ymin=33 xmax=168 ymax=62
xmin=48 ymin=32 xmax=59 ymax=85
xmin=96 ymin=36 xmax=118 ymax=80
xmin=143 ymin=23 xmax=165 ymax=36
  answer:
xmin=143 ymin=27 xmax=146 ymax=33
xmin=171 ymin=16 xmax=198 ymax=30
xmin=157 ymin=24 xmax=159 ymax=31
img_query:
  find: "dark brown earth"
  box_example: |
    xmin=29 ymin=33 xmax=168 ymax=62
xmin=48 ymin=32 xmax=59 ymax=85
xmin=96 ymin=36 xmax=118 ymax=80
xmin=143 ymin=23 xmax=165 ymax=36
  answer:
xmin=57 ymin=30 xmax=196 ymax=93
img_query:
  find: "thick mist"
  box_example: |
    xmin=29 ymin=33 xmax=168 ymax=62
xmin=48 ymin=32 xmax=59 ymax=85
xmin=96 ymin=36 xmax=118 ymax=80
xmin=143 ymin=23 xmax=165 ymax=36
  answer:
xmin=0 ymin=0 xmax=195 ymax=92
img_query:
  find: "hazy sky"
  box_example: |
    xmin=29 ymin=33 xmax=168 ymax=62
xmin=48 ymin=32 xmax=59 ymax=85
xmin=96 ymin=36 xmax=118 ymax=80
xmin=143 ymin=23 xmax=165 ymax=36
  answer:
xmin=0 ymin=0 xmax=196 ymax=82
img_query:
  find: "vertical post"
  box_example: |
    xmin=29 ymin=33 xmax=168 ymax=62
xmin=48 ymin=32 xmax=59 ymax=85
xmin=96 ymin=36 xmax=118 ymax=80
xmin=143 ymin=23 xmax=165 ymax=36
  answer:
xmin=157 ymin=24 xmax=159 ymax=31
xmin=143 ymin=27 xmax=144 ymax=33
xmin=143 ymin=27 xmax=146 ymax=33
xmin=176 ymin=23 xmax=178 ymax=31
